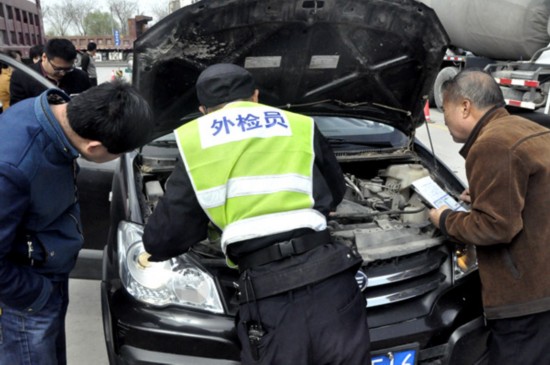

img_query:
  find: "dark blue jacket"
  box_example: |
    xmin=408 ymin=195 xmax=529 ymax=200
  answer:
xmin=0 ymin=89 xmax=83 ymax=313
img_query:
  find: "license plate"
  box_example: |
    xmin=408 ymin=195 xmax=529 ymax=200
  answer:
xmin=371 ymin=349 xmax=417 ymax=365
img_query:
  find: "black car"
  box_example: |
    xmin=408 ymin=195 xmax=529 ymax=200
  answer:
xmin=76 ymin=0 xmax=490 ymax=364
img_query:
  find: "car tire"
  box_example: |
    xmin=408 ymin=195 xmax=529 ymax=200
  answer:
xmin=428 ymin=87 xmax=436 ymax=108
xmin=434 ymin=67 xmax=459 ymax=112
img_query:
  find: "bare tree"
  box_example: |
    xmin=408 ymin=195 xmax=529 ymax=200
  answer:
xmin=65 ymin=0 xmax=97 ymax=36
xmin=149 ymin=0 xmax=171 ymax=24
xmin=42 ymin=3 xmax=72 ymax=37
xmin=107 ymin=0 xmax=138 ymax=35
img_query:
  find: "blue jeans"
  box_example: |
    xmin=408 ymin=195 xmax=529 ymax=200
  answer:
xmin=0 ymin=280 xmax=69 ymax=365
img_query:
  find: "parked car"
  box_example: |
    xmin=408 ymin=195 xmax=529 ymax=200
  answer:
xmin=78 ymin=0 xmax=489 ymax=364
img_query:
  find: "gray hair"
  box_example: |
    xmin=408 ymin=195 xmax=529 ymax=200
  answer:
xmin=442 ymin=69 xmax=505 ymax=110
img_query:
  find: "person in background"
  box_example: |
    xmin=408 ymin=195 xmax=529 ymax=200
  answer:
xmin=0 ymin=80 xmax=154 ymax=365
xmin=429 ymin=69 xmax=550 ymax=364
xmin=0 ymin=50 xmax=22 ymax=111
xmin=10 ymin=38 xmax=90 ymax=106
xmin=29 ymin=44 xmax=44 ymax=64
xmin=8 ymin=50 xmax=22 ymax=62
xmin=80 ymin=42 xmax=98 ymax=86
xmin=143 ymin=63 xmax=371 ymax=365
xmin=0 ymin=61 xmax=13 ymax=112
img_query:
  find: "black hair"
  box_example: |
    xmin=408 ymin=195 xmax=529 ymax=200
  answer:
xmin=87 ymin=42 xmax=97 ymax=52
xmin=45 ymin=38 xmax=77 ymax=62
xmin=67 ymin=80 xmax=154 ymax=154
xmin=441 ymin=69 xmax=505 ymax=110
xmin=29 ymin=44 xmax=44 ymax=59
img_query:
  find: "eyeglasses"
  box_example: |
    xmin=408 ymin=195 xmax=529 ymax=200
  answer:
xmin=47 ymin=58 xmax=74 ymax=74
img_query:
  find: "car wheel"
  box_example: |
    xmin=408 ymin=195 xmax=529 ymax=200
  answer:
xmin=428 ymin=87 xmax=436 ymax=108
xmin=434 ymin=67 xmax=459 ymax=112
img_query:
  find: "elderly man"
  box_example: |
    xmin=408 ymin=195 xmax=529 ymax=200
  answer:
xmin=429 ymin=70 xmax=550 ymax=364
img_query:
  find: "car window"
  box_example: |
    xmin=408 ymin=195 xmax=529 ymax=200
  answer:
xmin=0 ymin=53 xmax=55 ymax=89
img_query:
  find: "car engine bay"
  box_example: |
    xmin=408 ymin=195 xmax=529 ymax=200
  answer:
xmin=138 ymin=154 xmax=445 ymax=265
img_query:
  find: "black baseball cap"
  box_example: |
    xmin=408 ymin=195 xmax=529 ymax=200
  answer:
xmin=196 ymin=63 xmax=256 ymax=108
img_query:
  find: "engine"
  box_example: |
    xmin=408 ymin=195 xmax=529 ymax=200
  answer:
xmin=140 ymin=160 xmax=443 ymax=263
xmin=332 ymin=164 xmax=443 ymax=263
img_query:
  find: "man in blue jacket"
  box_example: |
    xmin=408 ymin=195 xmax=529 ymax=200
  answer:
xmin=0 ymin=80 xmax=154 ymax=364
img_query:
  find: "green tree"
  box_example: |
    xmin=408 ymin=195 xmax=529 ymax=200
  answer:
xmin=65 ymin=0 xmax=96 ymax=35
xmin=84 ymin=11 xmax=119 ymax=36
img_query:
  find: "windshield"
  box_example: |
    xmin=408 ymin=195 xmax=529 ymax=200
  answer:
xmin=147 ymin=116 xmax=408 ymax=150
xmin=314 ymin=116 xmax=409 ymax=149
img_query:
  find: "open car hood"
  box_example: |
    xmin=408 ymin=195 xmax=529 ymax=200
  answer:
xmin=133 ymin=0 xmax=449 ymax=139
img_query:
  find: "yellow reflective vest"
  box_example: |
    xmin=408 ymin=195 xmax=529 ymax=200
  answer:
xmin=175 ymin=101 xmax=327 ymax=263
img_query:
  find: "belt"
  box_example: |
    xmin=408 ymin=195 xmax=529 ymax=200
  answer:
xmin=237 ymin=230 xmax=331 ymax=271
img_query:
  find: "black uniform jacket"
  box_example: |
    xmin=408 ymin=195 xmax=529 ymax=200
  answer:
xmin=143 ymin=122 xmax=362 ymax=296
xmin=144 ymin=124 xmax=343 ymax=259
xmin=10 ymin=62 xmax=90 ymax=106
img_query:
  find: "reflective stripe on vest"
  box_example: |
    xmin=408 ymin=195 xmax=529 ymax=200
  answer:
xmin=196 ymin=173 xmax=313 ymax=209
xmin=175 ymin=101 xmax=326 ymax=255
xmin=223 ymin=208 xmax=327 ymax=246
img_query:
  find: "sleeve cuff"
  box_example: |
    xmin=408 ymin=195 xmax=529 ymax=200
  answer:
xmin=25 ymin=277 xmax=53 ymax=314
xmin=439 ymin=209 xmax=453 ymax=238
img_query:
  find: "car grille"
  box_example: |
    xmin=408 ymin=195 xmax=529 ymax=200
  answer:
xmin=363 ymin=249 xmax=447 ymax=308
xmin=205 ymin=245 xmax=448 ymax=314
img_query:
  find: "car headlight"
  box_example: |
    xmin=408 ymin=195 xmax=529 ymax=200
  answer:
xmin=117 ymin=221 xmax=224 ymax=314
xmin=452 ymin=243 xmax=478 ymax=282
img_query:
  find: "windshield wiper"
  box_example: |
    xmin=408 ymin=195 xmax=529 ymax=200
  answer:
xmin=147 ymin=140 xmax=178 ymax=148
xmin=326 ymin=138 xmax=394 ymax=148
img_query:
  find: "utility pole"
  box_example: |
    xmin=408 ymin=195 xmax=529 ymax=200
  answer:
xmin=110 ymin=5 xmax=116 ymax=61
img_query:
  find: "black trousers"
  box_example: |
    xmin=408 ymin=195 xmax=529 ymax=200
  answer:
xmin=487 ymin=309 xmax=550 ymax=365
xmin=237 ymin=269 xmax=371 ymax=365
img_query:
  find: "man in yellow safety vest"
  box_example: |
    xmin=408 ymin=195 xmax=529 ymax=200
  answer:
xmin=143 ymin=63 xmax=371 ymax=364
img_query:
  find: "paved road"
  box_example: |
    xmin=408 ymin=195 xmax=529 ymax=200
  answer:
xmin=416 ymin=109 xmax=467 ymax=185
xmin=67 ymin=279 xmax=107 ymax=364
xmin=65 ymin=96 xmax=465 ymax=364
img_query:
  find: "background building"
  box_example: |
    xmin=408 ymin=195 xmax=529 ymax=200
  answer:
xmin=65 ymin=15 xmax=152 ymax=62
xmin=0 ymin=0 xmax=45 ymax=59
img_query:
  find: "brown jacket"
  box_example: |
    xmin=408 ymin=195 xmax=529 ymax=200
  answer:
xmin=441 ymin=107 xmax=550 ymax=319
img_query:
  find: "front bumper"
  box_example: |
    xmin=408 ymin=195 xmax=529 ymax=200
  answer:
xmin=118 ymin=346 xmax=239 ymax=365
xmin=101 ymin=279 xmax=240 ymax=365
xmin=101 ymin=278 xmax=488 ymax=365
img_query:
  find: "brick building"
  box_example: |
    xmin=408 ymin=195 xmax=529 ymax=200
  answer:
xmin=0 ymin=0 xmax=45 ymax=58
xmin=65 ymin=15 xmax=152 ymax=61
